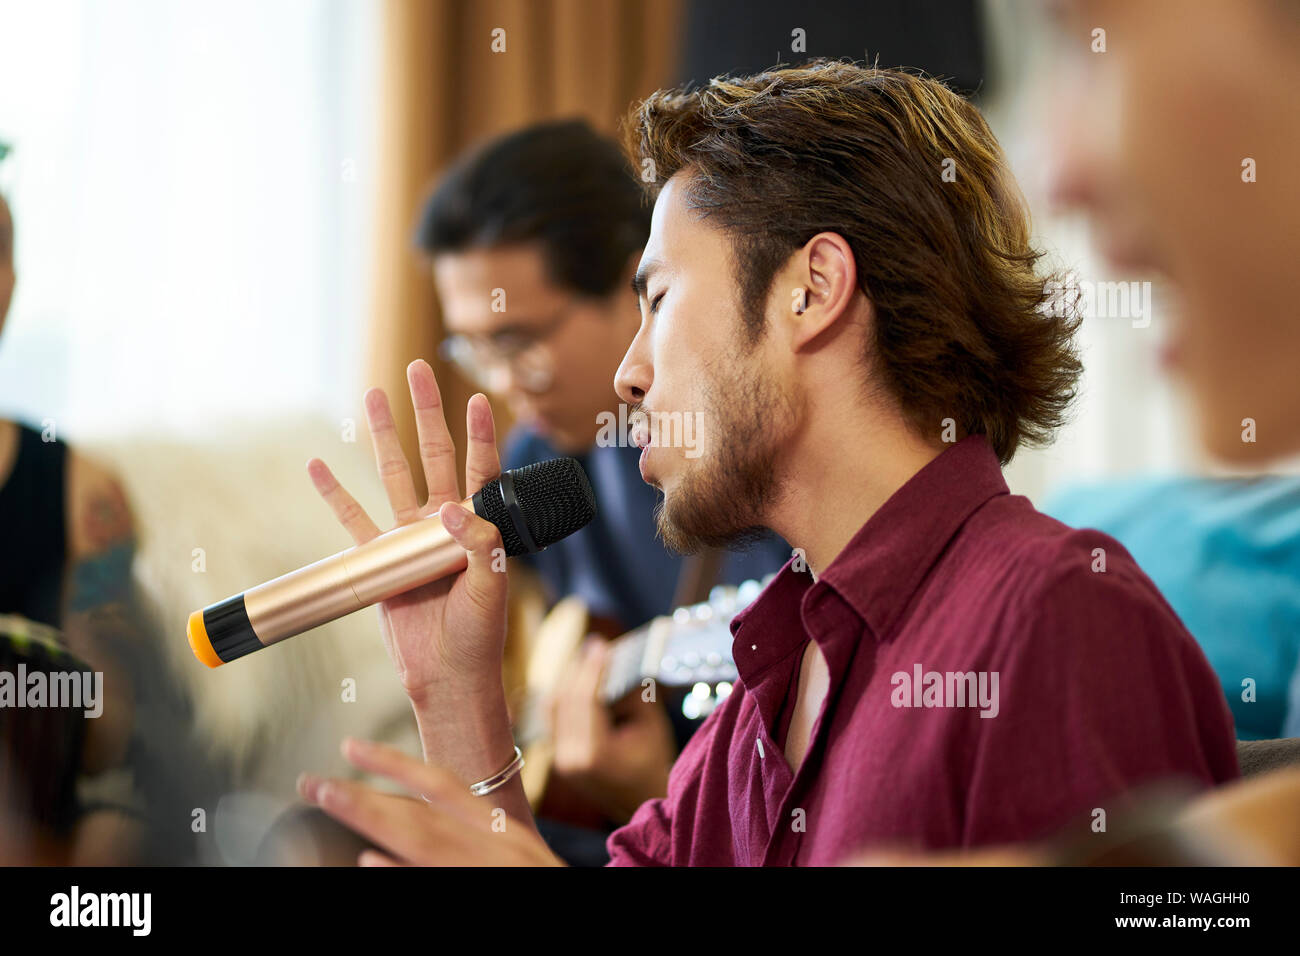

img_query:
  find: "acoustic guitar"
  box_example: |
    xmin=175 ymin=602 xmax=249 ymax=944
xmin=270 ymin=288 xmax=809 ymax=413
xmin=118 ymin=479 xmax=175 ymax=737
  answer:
xmin=513 ymin=578 xmax=771 ymax=813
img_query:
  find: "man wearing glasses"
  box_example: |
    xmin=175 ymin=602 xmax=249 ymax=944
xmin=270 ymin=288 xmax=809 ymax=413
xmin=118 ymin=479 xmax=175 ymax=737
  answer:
xmin=413 ymin=120 xmax=790 ymax=857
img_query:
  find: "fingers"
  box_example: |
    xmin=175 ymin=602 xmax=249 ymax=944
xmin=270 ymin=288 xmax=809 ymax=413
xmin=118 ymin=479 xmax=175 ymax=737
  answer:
xmin=464 ymin=393 xmax=501 ymax=497
xmin=407 ymin=359 xmax=462 ymax=509
xmin=307 ymin=458 xmax=381 ymax=545
xmin=299 ymin=750 xmax=562 ymax=867
xmin=553 ymin=640 xmax=610 ymax=774
xmin=439 ymin=501 xmax=507 ymax=615
xmin=360 ymin=362 xmax=478 ymax=524
xmin=299 ymin=740 xmax=492 ymax=863
xmin=297 ymin=771 xmax=326 ymax=804
xmin=364 ymin=387 xmax=422 ymax=524
xmin=308 ymin=778 xmax=444 ymax=865
xmin=339 ymin=738 xmax=475 ymax=815
xmin=570 ymin=639 xmax=609 ymax=707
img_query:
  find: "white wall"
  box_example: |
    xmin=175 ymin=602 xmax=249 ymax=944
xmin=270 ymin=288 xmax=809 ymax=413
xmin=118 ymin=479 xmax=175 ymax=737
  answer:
xmin=0 ymin=0 xmax=379 ymax=442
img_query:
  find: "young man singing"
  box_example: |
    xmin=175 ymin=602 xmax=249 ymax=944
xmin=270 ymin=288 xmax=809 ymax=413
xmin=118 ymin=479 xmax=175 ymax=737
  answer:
xmin=296 ymin=61 xmax=1237 ymax=866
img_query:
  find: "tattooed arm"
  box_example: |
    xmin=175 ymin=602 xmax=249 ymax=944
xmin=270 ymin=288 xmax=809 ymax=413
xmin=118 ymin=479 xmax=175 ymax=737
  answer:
xmin=62 ymin=449 xmax=137 ymax=774
xmin=65 ymin=450 xmax=135 ymax=594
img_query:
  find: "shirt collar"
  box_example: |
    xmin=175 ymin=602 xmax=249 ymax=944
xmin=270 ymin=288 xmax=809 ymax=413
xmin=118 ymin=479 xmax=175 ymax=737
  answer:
xmin=732 ymin=434 xmax=1008 ymax=646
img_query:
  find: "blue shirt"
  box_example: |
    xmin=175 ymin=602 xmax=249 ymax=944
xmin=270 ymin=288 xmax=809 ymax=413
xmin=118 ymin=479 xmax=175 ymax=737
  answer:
xmin=1046 ymin=476 xmax=1300 ymax=740
xmin=502 ymin=427 xmax=791 ymax=630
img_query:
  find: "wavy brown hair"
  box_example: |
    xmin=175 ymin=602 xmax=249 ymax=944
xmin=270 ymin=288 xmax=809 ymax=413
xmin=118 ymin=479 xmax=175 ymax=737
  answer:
xmin=622 ymin=60 xmax=1081 ymax=464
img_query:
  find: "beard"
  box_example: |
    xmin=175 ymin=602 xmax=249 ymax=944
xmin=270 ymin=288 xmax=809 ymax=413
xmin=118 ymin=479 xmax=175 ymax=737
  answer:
xmin=654 ymin=358 xmax=795 ymax=555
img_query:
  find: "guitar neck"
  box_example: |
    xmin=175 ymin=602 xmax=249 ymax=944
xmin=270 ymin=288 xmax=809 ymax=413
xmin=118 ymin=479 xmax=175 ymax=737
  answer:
xmin=514 ymin=579 xmax=764 ymax=747
xmin=597 ymin=624 xmax=655 ymax=704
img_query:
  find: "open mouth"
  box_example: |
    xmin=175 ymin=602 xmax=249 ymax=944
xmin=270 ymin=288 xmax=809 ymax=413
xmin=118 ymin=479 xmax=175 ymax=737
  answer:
xmin=628 ymin=409 xmax=653 ymax=450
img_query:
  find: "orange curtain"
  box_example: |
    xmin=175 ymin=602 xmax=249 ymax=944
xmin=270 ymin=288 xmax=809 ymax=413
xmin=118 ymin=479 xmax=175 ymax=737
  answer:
xmin=367 ymin=0 xmax=683 ymax=498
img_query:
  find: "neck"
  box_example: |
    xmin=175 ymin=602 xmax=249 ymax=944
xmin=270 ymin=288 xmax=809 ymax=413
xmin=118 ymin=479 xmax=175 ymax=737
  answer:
xmin=765 ymin=398 xmax=944 ymax=578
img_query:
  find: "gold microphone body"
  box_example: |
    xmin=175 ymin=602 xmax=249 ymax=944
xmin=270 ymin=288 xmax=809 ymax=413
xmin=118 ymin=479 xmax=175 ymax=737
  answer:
xmin=187 ymin=457 xmax=596 ymax=667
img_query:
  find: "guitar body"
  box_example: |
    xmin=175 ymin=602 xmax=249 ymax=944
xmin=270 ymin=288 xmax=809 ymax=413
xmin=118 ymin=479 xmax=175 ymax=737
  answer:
xmin=518 ymin=595 xmax=616 ymax=828
xmin=515 ymin=581 xmax=765 ymax=828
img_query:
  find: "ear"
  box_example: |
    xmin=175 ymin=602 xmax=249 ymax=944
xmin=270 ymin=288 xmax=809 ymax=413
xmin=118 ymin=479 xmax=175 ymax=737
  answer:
xmin=779 ymin=232 xmax=860 ymax=351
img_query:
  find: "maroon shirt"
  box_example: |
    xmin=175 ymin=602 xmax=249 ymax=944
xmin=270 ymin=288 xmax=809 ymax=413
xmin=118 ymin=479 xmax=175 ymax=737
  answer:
xmin=607 ymin=436 xmax=1239 ymax=866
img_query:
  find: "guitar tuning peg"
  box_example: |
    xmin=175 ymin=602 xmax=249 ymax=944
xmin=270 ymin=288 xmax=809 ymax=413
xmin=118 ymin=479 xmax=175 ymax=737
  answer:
xmin=710 ymin=584 xmax=737 ymax=614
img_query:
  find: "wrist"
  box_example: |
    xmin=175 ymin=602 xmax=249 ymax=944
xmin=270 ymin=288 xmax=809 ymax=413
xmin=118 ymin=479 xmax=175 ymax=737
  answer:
xmin=410 ymin=683 xmax=516 ymax=783
xmin=406 ymin=673 xmax=506 ymax=711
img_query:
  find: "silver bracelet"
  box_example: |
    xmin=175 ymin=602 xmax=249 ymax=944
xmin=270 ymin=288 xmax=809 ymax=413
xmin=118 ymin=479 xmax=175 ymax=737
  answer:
xmin=468 ymin=745 xmax=525 ymax=797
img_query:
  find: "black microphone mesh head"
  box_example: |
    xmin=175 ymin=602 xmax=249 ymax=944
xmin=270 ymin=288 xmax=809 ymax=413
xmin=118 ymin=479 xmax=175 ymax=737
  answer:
xmin=473 ymin=457 xmax=596 ymax=557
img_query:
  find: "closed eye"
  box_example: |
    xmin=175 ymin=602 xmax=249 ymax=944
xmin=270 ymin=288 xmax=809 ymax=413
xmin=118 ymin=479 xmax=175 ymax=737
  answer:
xmin=649 ymin=291 xmax=665 ymax=315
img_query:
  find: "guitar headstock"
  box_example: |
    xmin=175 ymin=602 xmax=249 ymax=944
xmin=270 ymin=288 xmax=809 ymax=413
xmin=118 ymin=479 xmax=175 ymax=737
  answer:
xmin=636 ymin=576 xmax=771 ymax=719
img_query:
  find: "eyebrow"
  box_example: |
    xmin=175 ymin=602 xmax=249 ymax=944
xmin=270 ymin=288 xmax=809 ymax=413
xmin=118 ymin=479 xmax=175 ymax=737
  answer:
xmin=631 ymin=258 xmax=662 ymax=300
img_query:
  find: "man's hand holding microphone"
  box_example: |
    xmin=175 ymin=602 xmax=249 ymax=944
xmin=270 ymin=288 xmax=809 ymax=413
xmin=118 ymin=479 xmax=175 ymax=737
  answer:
xmin=292 ymin=359 xmax=565 ymax=865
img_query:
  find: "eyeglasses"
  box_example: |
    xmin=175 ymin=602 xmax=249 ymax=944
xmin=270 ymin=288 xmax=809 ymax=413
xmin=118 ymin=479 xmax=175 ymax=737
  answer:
xmin=438 ymin=298 xmax=583 ymax=394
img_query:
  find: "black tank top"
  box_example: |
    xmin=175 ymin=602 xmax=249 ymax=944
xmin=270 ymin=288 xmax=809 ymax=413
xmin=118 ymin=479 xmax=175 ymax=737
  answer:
xmin=0 ymin=422 xmax=68 ymax=627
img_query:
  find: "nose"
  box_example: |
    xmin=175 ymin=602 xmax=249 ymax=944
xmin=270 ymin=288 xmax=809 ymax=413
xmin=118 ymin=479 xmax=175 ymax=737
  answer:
xmin=1042 ymin=75 xmax=1104 ymax=219
xmin=614 ymin=321 xmax=652 ymax=407
xmin=1045 ymin=127 xmax=1097 ymax=218
xmin=485 ymin=364 xmax=514 ymax=396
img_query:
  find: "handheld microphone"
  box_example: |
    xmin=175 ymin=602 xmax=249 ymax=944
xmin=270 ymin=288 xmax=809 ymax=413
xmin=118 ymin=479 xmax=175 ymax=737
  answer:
xmin=186 ymin=457 xmax=595 ymax=668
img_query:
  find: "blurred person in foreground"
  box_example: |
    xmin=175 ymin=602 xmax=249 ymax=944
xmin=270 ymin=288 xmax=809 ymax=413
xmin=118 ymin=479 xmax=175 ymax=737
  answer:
xmin=1036 ymin=0 xmax=1300 ymax=743
xmin=1046 ymin=0 xmax=1300 ymax=859
xmin=295 ymin=61 xmax=1239 ymax=866
xmin=864 ymin=0 xmax=1300 ymax=865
